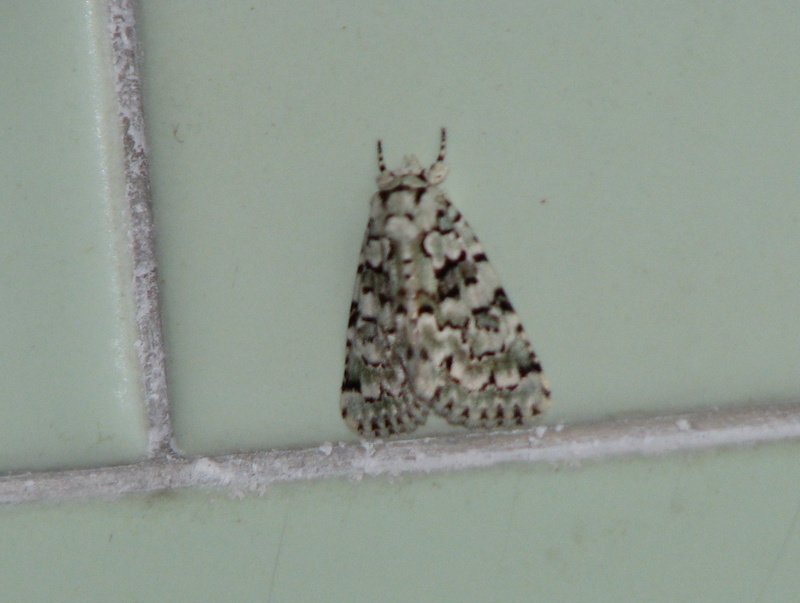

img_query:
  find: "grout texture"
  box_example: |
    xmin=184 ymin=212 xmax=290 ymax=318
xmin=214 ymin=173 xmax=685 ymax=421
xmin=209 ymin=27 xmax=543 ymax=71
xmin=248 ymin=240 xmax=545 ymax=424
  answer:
xmin=1 ymin=402 xmax=800 ymax=504
xmin=108 ymin=0 xmax=174 ymax=456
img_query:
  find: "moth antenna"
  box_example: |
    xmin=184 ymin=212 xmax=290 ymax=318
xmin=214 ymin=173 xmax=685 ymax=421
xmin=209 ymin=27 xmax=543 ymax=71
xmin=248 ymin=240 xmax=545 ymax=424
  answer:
xmin=436 ymin=128 xmax=447 ymax=162
xmin=377 ymin=139 xmax=386 ymax=172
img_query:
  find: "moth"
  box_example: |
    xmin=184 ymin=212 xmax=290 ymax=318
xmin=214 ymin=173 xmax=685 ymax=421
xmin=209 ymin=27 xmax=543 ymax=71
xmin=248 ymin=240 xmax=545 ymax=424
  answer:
xmin=340 ymin=129 xmax=550 ymax=437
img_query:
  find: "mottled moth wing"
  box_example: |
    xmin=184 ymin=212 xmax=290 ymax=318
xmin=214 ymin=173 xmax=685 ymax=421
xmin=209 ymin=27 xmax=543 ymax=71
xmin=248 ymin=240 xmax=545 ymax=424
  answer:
xmin=339 ymin=222 xmax=429 ymax=437
xmin=410 ymin=192 xmax=551 ymax=428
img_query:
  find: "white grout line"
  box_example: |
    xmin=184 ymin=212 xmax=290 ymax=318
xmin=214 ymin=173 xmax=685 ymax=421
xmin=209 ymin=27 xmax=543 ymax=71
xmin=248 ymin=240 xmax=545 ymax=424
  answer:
xmin=108 ymin=0 xmax=175 ymax=456
xmin=1 ymin=402 xmax=799 ymax=504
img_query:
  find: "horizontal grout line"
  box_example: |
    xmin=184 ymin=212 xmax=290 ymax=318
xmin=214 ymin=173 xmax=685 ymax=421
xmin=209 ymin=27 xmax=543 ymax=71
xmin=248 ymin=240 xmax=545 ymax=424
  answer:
xmin=1 ymin=402 xmax=799 ymax=505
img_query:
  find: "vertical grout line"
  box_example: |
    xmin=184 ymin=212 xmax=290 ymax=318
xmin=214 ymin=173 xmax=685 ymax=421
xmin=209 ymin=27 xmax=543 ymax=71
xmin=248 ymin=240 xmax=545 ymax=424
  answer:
xmin=108 ymin=0 xmax=176 ymax=457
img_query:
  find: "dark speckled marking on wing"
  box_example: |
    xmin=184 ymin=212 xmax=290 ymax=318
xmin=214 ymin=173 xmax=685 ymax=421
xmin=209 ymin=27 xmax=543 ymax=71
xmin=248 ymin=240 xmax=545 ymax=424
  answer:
xmin=339 ymin=224 xmax=429 ymax=438
xmin=406 ymin=188 xmax=550 ymax=428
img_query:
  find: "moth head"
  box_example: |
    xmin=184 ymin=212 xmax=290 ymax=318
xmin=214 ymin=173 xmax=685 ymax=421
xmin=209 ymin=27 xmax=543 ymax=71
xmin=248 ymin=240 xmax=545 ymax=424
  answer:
xmin=375 ymin=128 xmax=450 ymax=188
xmin=376 ymin=155 xmax=426 ymax=189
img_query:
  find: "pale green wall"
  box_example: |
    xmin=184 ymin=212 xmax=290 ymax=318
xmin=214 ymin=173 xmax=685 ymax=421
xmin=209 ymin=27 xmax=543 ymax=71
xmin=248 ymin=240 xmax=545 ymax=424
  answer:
xmin=0 ymin=3 xmax=145 ymax=471
xmin=0 ymin=1 xmax=799 ymax=601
